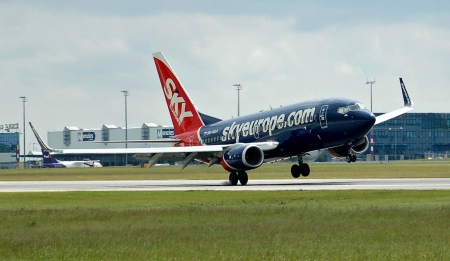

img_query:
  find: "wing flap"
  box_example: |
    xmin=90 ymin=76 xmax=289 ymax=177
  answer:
xmin=57 ymin=145 xmax=225 ymax=155
xmin=94 ymin=139 xmax=181 ymax=144
xmin=57 ymin=141 xmax=279 ymax=156
xmin=54 ymin=141 xmax=279 ymax=168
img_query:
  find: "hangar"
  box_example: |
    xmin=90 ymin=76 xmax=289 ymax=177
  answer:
xmin=45 ymin=123 xmax=175 ymax=167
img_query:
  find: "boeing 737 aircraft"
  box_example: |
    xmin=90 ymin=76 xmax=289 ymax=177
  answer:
xmin=35 ymin=52 xmax=413 ymax=184
xmin=29 ymin=122 xmax=102 ymax=168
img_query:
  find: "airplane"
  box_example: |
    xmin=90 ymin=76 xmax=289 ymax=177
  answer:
xmin=35 ymin=52 xmax=413 ymax=184
xmin=29 ymin=122 xmax=102 ymax=168
xmin=41 ymin=150 xmax=102 ymax=168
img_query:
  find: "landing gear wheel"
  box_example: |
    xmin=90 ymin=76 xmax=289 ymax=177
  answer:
xmin=238 ymin=171 xmax=248 ymax=185
xmin=346 ymin=155 xmax=352 ymax=163
xmin=351 ymin=155 xmax=357 ymax=162
xmin=300 ymin=163 xmax=310 ymax=177
xmin=229 ymin=172 xmax=238 ymax=185
xmin=291 ymin=164 xmax=301 ymax=178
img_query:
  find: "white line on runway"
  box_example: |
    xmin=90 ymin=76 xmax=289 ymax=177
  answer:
xmin=0 ymin=178 xmax=450 ymax=192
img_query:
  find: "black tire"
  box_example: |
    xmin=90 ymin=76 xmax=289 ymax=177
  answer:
xmin=238 ymin=171 xmax=248 ymax=185
xmin=291 ymin=164 xmax=301 ymax=178
xmin=229 ymin=172 xmax=238 ymax=185
xmin=300 ymin=163 xmax=310 ymax=177
xmin=351 ymin=155 xmax=357 ymax=162
xmin=346 ymin=155 xmax=352 ymax=163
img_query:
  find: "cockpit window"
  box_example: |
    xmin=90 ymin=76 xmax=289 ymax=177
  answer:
xmin=337 ymin=103 xmax=366 ymax=114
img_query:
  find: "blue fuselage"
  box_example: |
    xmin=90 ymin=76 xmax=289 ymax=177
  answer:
xmin=198 ymin=97 xmax=376 ymax=159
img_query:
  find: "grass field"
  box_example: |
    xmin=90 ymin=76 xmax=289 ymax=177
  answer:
xmin=1 ymin=162 xmax=449 ymax=260
xmin=0 ymin=161 xmax=449 ymax=181
xmin=0 ymin=190 xmax=449 ymax=260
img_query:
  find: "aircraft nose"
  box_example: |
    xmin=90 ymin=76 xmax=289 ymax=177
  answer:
xmin=354 ymin=110 xmax=376 ymax=132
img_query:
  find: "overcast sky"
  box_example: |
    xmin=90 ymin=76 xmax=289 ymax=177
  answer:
xmin=1 ymin=1 xmax=450 ymax=145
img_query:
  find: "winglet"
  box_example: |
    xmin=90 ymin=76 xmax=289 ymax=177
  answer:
xmin=374 ymin=78 xmax=414 ymax=125
xmin=29 ymin=122 xmax=58 ymax=152
xmin=400 ymin=78 xmax=413 ymax=107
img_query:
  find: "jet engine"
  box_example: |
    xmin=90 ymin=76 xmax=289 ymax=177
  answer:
xmin=327 ymin=136 xmax=370 ymax=158
xmin=221 ymin=144 xmax=264 ymax=171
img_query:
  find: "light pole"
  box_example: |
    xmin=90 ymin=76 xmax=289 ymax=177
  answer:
xmin=233 ymin=84 xmax=243 ymax=117
xmin=366 ymin=78 xmax=376 ymax=160
xmin=389 ymin=127 xmax=403 ymax=160
xmin=121 ymin=90 xmax=129 ymax=166
xmin=19 ymin=96 xmax=27 ymax=168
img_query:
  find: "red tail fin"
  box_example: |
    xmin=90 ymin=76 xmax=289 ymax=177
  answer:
xmin=153 ymin=52 xmax=205 ymax=134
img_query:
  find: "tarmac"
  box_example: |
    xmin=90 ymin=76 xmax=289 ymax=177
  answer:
xmin=1 ymin=178 xmax=449 ymax=192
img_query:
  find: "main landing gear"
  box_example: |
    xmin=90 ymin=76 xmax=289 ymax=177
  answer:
xmin=346 ymin=154 xmax=357 ymax=163
xmin=291 ymin=155 xmax=310 ymax=178
xmin=229 ymin=171 xmax=248 ymax=186
xmin=346 ymin=149 xmax=357 ymax=163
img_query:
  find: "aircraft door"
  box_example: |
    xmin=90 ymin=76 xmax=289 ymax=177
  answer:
xmin=253 ymin=125 xmax=260 ymax=139
xmin=320 ymin=105 xmax=328 ymax=129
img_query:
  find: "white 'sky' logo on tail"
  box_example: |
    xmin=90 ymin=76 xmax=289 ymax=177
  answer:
xmin=164 ymin=78 xmax=193 ymax=125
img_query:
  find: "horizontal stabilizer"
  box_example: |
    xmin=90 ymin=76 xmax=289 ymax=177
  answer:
xmin=199 ymin=111 xmax=222 ymax=125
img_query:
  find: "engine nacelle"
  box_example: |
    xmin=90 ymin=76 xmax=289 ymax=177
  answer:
xmin=221 ymin=144 xmax=264 ymax=172
xmin=327 ymin=136 xmax=370 ymax=158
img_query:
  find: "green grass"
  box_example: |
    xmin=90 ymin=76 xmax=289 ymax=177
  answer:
xmin=0 ymin=190 xmax=449 ymax=260
xmin=1 ymin=162 xmax=449 ymax=259
xmin=1 ymin=162 xmax=450 ymax=181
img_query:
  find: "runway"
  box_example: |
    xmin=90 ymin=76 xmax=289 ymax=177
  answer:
xmin=0 ymin=178 xmax=450 ymax=192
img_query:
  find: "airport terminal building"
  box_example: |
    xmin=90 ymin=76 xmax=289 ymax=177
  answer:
xmin=0 ymin=125 xmax=19 ymax=169
xmin=371 ymin=112 xmax=450 ymax=160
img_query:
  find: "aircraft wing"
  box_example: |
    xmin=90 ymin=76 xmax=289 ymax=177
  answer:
xmin=94 ymin=139 xmax=181 ymax=144
xmin=55 ymin=141 xmax=279 ymax=169
xmin=70 ymin=162 xmax=87 ymax=168
xmin=375 ymin=78 xmax=413 ymax=125
xmin=82 ymin=161 xmax=98 ymax=167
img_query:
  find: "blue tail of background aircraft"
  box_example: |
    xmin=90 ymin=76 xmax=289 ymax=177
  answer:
xmin=41 ymin=150 xmax=66 ymax=168
xmin=42 ymin=150 xmax=62 ymax=164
